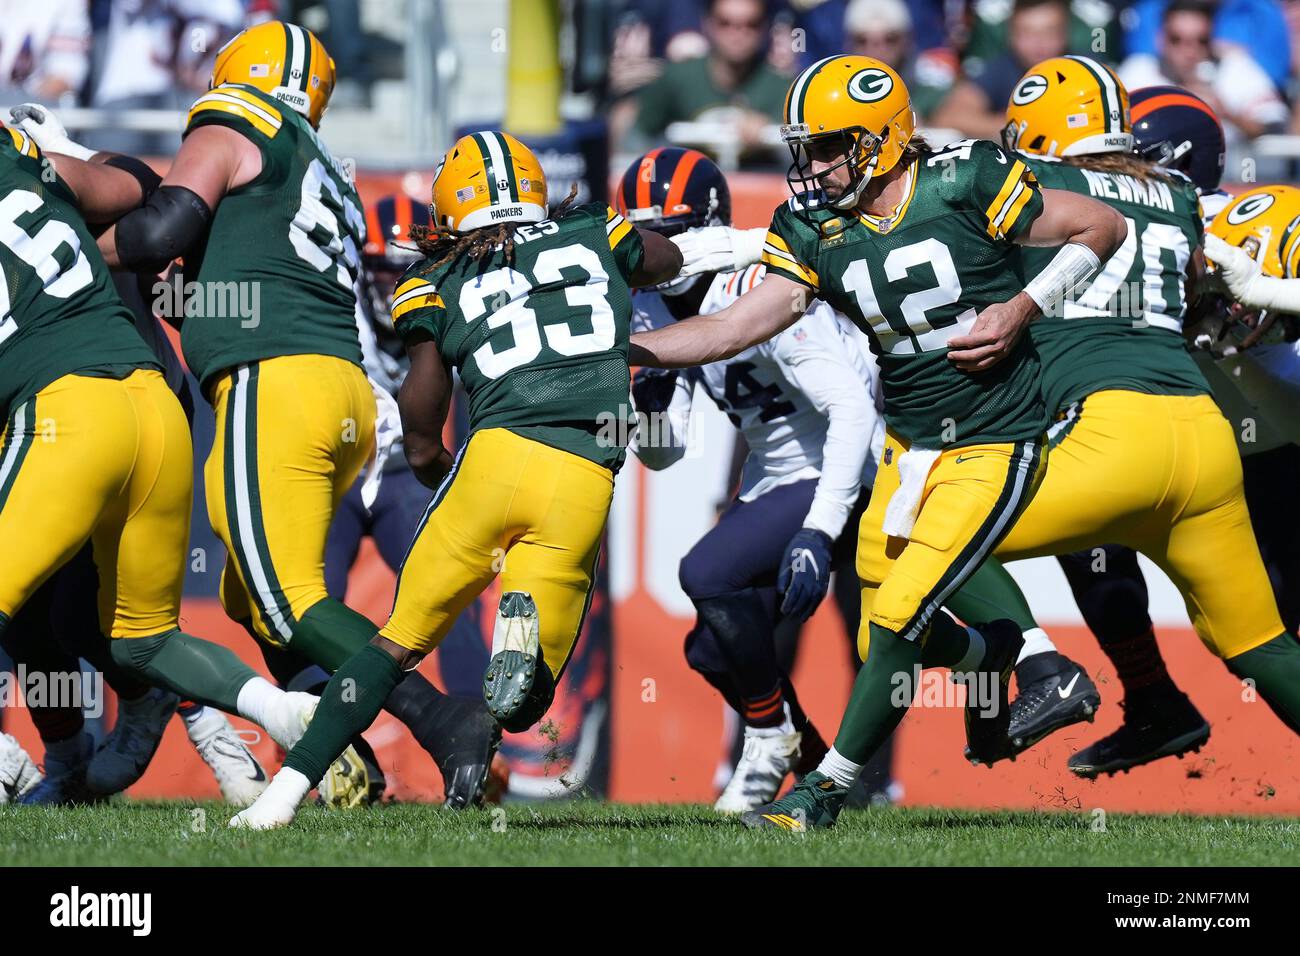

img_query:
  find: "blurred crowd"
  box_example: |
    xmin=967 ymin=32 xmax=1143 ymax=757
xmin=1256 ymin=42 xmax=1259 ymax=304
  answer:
xmin=0 ymin=0 xmax=373 ymax=153
xmin=610 ymin=0 xmax=1300 ymax=175
xmin=5 ymin=0 xmax=1300 ymax=174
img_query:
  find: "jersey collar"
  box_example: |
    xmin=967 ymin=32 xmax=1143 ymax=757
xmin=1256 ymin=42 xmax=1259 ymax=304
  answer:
xmin=856 ymin=161 xmax=918 ymax=234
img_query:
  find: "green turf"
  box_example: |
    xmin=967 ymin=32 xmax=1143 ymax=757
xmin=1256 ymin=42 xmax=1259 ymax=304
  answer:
xmin=4 ymin=801 xmax=1299 ymax=866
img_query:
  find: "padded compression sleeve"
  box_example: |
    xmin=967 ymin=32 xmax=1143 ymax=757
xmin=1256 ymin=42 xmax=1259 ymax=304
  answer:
xmin=101 ymin=153 xmax=163 ymax=202
xmin=114 ymin=184 xmax=212 ymax=274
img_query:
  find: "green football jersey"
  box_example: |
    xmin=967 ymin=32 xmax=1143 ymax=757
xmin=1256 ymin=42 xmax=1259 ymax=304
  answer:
xmin=763 ymin=139 xmax=1047 ymax=448
xmin=0 ymin=129 xmax=159 ymax=416
xmin=180 ymin=84 xmax=364 ymax=394
xmin=1020 ymin=156 xmax=1209 ymax=415
xmin=391 ymin=203 xmax=644 ymax=471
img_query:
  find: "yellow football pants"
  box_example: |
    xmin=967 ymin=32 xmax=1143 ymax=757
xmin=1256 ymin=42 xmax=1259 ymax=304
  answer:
xmin=0 ymin=369 xmax=192 ymax=638
xmin=855 ymin=430 xmax=1045 ymax=656
xmin=996 ymin=389 xmax=1283 ymax=659
xmin=380 ymin=427 xmax=612 ymax=677
xmin=205 ymin=354 xmax=375 ymax=645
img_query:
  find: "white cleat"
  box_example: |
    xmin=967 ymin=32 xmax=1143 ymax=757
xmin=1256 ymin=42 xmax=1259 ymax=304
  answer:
xmin=185 ymin=706 xmax=268 ymax=807
xmin=0 ymin=732 xmax=42 ymax=804
xmin=229 ymin=767 xmax=312 ymax=830
xmin=260 ymin=691 xmax=322 ymax=750
xmin=713 ymin=721 xmax=802 ymax=814
xmin=257 ymin=691 xmax=372 ymax=810
xmin=86 ymin=688 xmax=180 ymax=795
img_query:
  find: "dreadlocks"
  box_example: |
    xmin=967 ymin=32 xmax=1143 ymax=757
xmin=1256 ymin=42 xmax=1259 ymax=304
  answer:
xmin=409 ymin=184 xmax=580 ymax=272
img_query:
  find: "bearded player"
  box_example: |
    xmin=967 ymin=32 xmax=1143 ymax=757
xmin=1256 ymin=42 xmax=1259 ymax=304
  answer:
xmin=89 ymin=21 xmax=499 ymax=806
xmin=629 ymin=55 xmax=1126 ymax=829
xmin=230 ymin=131 xmax=683 ymax=829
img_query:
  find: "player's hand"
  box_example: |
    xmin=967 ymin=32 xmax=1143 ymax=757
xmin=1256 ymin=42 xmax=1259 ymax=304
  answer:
xmin=946 ymin=293 xmax=1038 ymax=372
xmin=671 ymin=226 xmax=767 ymax=277
xmin=630 ymin=367 xmax=680 ymax=414
xmin=1204 ymin=233 xmax=1264 ymax=305
xmin=9 ymin=103 xmax=96 ymax=161
xmin=777 ymin=527 xmax=834 ymax=622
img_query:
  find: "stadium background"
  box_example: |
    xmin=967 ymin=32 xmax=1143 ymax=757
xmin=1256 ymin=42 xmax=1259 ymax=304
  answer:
xmin=2 ymin=0 xmax=1299 ymax=815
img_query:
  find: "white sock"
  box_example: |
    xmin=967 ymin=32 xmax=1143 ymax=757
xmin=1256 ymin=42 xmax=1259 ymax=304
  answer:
xmin=1017 ymin=627 xmax=1057 ymax=664
xmin=952 ymin=626 xmax=987 ymax=674
xmin=235 ymin=676 xmax=280 ymax=729
xmin=263 ymin=766 xmax=312 ymax=808
xmin=816 ymin=746 xmax=863 ymax=789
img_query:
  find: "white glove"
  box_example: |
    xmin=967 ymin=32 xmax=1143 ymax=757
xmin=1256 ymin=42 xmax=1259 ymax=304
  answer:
xmin=9 ymin=102 xmax=95 ymax=161
xmin=670 ymin=225 xmax=767 ymax=277
xmin=1204 ymin=232 xmax=1300 ymax=314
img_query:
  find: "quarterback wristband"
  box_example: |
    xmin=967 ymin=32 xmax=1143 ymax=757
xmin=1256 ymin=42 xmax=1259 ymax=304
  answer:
xmin=1023 ymin=242 xmax=1101 ymax=314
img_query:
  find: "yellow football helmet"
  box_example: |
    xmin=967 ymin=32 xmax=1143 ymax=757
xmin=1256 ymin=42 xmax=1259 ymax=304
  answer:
xmin=781 ymin=55 xmax=915 ymax=209
xmin=1003 ymin=55 xmax=1132 ymax=158
xmin=211 ymin=21 xmax=335 ymax=128
xmin=1208 ymin=185 xmax=1300 ymax=279
xmin=432 ymin=131 xmax=548 ymax=232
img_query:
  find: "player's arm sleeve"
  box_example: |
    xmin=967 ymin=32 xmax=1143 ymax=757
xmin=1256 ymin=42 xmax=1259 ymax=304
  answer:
xmin=759 ymin=203 xmax=820 ymax=293
xmin=773 ymin=306 xmax=874 ymax=540
xmin=629 ymin=370 xmax=695 ymax=470
xmin=969 ymin=142 xmax=1044 ymax=242
xmin=605 ymin=205 xmax=646 ymax=281
xmin=390 ymin=269 xmax=449 ymax=347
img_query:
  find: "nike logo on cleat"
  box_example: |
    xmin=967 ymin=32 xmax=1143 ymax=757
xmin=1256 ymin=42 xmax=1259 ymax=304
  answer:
xmin=1057 ymin=673 xmax=1081 ymax=699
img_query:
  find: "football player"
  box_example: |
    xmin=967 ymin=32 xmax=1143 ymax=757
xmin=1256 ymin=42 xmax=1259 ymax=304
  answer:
xmin=230 ymin=131 xmax=684 ymax=829
xmin=0 ymin=124 xmax=342 ymax=787
xmin=951 ymin=57 xmax=1300 ymax=772
xmin=92 ymin=21 xmax=500 ymax=807
xmin=621 ymin=147 xmax=883 ymax=811
xmin=628 ymin=55 xmax=1126 ymax=829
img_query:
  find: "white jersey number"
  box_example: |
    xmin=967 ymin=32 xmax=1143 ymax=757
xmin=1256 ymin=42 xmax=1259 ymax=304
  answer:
xmin=290 ymin=158 xmax=364 ymax=289
xmin=0 ymin=188 xmax=94 ymax=345
xmin=459 ymin=243 xmax=616 ymax=379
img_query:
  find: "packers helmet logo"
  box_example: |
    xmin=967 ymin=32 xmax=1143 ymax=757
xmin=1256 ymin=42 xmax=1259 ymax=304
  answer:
xmin=847 ymin=68 xmax=894 ymax=103
xmin=1011 ymin=74 xmax=1049 ymax=106
xmin=1227 ymin=193 xmax=1276 ymax=225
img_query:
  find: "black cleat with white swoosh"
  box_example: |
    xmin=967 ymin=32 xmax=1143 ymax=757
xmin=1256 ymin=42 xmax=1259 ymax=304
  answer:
xmin=1006 ymin=651 xmax=1100 ymax=754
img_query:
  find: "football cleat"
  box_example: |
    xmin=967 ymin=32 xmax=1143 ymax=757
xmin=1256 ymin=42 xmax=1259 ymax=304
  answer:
xmin=959 ymin=619 xmax=1025 ymax=767
xmin=316 ymin=746 xmax=372 ymax=810
xmin=740 ymin=770 xmax=848 ymax=830
xmin=86 ymin=687 xmax=179 ymax=795
xmin=19 ymin=732 xmax=96 ymax=806
xmin=1068 ymin=686 xmax=1210 ymax=778
xmin=0 ymin=732 xmax=42 ymax=804
xmin=714 ymin=717 xmax=802 ymax=814
xmin=1006 ymin=652 xmax=1101 ymax=754
xmin=260 ymin=690 xmax=323 ymax=751
xmin=482 ymin=591 xmax=555 ymax=733
xmin=427 ymin=696 xmax=502 ymax=810
xmin=184 ymin=706 xmax=268 ymax=807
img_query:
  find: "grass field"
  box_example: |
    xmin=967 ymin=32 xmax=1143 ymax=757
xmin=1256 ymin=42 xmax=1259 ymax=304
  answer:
xmin=4 ymin=801 xmax=1299 ymax=866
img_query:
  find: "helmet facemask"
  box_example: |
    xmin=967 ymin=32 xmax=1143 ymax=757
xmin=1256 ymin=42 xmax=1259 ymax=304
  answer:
xmin=783 ymin=126 xmax=880 ymax=212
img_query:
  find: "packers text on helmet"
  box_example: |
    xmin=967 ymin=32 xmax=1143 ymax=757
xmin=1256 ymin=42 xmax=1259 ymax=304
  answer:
xmin=1003 ymin=55 xmax=1132 ymax=158
xmin=210 ymin=21 xmax=335 ymax=128
xmin=431 ymin=131 xmax=548 ymax=233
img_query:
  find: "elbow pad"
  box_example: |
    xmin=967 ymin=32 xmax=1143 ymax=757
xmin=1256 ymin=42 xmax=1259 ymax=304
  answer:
xmin=114 ymin=185 xmax=212 ymax=274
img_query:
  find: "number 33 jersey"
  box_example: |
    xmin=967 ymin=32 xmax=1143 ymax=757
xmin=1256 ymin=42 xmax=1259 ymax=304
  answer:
xmin=181 ymin=83 xmax=365 ymax=394
xmin=0 ymin=129 xmax=159 ymax=414
xmin=391 ymin=203 xmax=645 ymax=471
xmin=762 ymin=139 xmax=1048 ymax=448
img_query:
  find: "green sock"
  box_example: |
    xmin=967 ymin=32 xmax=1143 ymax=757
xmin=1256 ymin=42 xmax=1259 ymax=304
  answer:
xmin=110 ymin=629 xmax=258 ymax=713
xmin=284 ymin=643 xmax=404 ymax=784
xmin=289 ymin=598 xmax=380 ymax=672
xmin=946 ymin=558 xmax=1038 ymax=632
xmin=832 ymin=622 xmax=922 ymax=764
xmin=1225 ymin=633 xmax=1300 ymax=735
xmin=920 ymin=612 xmax=976 ymax=669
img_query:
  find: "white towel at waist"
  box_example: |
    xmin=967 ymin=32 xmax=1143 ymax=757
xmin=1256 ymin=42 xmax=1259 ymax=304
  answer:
xmin=880 ymin=447 xmax=941 ymax=539
xmin=360 ymin=380 xmax=402 ymax=510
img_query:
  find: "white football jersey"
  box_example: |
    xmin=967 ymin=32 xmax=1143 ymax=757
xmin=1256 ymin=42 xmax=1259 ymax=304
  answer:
xmin=633 ymin=265 xmax=883 ymax=538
